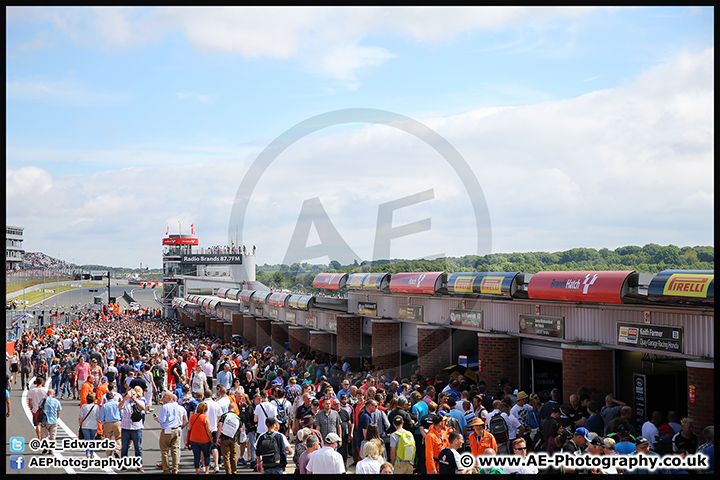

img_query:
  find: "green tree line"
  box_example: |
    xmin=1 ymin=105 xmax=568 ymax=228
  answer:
xmin=256 ymin=244 xmax=714 ymax=291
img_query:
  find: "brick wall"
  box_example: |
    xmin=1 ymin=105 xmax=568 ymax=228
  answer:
xmin=418 ymin=326 xmax=451 ymax=379
xmin=561 ymin=345 xmax=614 ymax=404
xmin=243 ymin=315 xmax=257 ymax=345
xmin=271 ymin=322 xmax=289 ymax=354
xmin=336 ymin=315 xmax=362 ymax=371
xmin=232 ymin=312 xmax=244 ymax=338
xmin=223 ymin=322 xmax=232 ymax=344
xmin=477 ymin=333 xmax=519 ymax=388
xmin=256 ymin=318 xmax=272 ymax=348
xmin=687 ymin=362 xmax=714 ymax=442
xmin=310 ymin=331 xmax=332 ymax=357
xmin=372 ymin=320 xmax=401 ymax=374
xmin=289 ymin=326 xmax=309 ymax=355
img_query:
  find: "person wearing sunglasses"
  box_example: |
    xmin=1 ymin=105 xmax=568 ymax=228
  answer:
xmin=503 ymin=438 xmax=539 ymax=474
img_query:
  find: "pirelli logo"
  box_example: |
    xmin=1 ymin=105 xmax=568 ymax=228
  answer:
xmin=480 ymin=276 xmax=504 ymax=295
xmin=663 ymin=274 xmax=713 ymax=298
xmin=453 ymin=276 xmax=475 ymax=293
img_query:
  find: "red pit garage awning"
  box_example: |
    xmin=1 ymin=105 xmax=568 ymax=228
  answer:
xmin=528 ymin=270 xmax=635 ymax=304
xmin=313 ymin=272 xmax=348 ymax=290
xmin=389 ymin=272 xmax=446 ymax=295
xmin=269 ymin=292 xmax=290 ymax=308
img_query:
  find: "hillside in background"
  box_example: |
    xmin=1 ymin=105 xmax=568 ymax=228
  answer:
xmin=255 ymin=244 xmax=714 ymax=292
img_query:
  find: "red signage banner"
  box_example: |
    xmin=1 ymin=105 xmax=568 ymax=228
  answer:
xmin=162 ymin=237 xmax=199 ymax=245
xmin=528 ymin=270 xmax=634 ymax=304
xmin=389 ymin=272 xmax=445 ymax=295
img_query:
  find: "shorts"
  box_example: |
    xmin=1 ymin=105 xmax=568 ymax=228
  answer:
xmin=11 ymin=364 xmax=19 ymax=373
xmin=43 ymin=423 xmax=58 ymax=439
xmin=33 ymin=414 xmax=43 ymax=427
xmin=211 ymin=431 xmax=219 ymax=450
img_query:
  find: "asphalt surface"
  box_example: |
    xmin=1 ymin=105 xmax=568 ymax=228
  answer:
xmin=5 ymin=283 xmax=272 ymax=475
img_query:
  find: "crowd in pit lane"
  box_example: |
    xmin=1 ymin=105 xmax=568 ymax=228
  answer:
xmin=6 ymin=306 xmax=715 ymax=475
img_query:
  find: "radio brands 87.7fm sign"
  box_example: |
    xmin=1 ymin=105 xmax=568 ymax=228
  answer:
xmin=228 ymin=109 xmax=491 ymax=267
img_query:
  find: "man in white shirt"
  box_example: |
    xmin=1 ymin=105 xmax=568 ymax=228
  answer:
xmin=28 ymin=377 xmax=48 ymax=440
xmin=510 ymin=391 xmax=533 ymax=439
xmin=254 ymin=390 xmax=278 ymax=435
xmin=641 ymin=410 xmax=662 ymax=451
xmin=306 ymin=432 xmax=346 ymax=474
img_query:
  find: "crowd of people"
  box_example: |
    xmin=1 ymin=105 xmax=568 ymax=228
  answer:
xmin=7 ymin=304 xmax=715 ymax=475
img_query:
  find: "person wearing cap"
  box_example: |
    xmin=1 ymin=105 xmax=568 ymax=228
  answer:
xmin=510 ymin=391 xmax=533 ymax=448
xmin=389 ymin=415 xmax=415 ymax=474
xmin=631 ymin=436 xmax=667 ymax=475
xmin=425 ymin=414 xmax=450 ymax=475
xmin=255 ymin=417 xmax=290 ymax=474
xmin=541 ymin=404 xmax=562 ymax=447
xmin=562 ymin=426 xmax=591 ymax=454
xmin=468 ymin=417 xmax=497 ymax=459
xmin=612 ymin=425 xmax=638 ymax=455
xmin=305 ymin=432 xmax=345 ymax=474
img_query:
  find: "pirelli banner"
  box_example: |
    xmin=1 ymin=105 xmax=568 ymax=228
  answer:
xmin=648 ymin=270 xmax=714 ymax=305
xmin=447 ymin=272 xmax=520 ymax=297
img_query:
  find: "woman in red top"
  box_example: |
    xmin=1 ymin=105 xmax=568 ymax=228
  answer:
xmin=188 ymin=401 xmax=213 ymax=474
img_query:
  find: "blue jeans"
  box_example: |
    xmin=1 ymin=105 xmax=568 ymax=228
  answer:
xmin=248 ymin=432 xmax=257 ymax=462
xmin=82 ymin=429 xmax=96 ymax=456
xmin=51 ymin=375 xmax=61 ymax=394
xmin=60 ymin=378 xmax=72 ymax=398
xmin=191 ymin=441 xmax=211 ymax=469
xmin=121 ymin=428 xmax=143 ymax=459
xmin=264 ymin=467 xmax=284 ymax=474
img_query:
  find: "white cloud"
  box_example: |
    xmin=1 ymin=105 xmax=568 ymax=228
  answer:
xmin=7 ymin=7 xmax=598 ymax=86
xmin=6 ymin=47 xmax=713 ymax=266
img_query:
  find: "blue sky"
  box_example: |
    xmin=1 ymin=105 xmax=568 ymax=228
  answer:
xmin=6 ymin=7 xmax=714 ymax=268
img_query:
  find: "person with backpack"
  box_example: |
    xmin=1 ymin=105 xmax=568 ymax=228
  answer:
xmin=256 ymin=417 xmax=290 ymax=474
xmin=390 ymin=415 xmax=416 ymax=474
xmin=272 ymin=387 xmax=293 ymax=438
xmin=217 ymin=403 xmax=244 ymax=474
xmin=486 ymin=399 xmax=519 ymax=454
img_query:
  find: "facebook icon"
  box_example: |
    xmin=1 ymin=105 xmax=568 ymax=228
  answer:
xmin=10 ymin=455 xmax=25 ymax=470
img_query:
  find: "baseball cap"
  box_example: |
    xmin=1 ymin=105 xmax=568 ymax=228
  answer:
xmin=575 ymin=427 xmax=592 ymax=442
xmin=393 ymin=415 xmax=404 ymax=425
xmin=635 ymin=436 xmax=650 ymax=446
xmin=590 ymin=436 xmax=604 ymax=446
xmin=325 ymin=433 xmax=341 ymax=444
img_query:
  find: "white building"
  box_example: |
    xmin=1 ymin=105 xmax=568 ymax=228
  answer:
xmin=6 ymin=225 xmax=24 ymax=270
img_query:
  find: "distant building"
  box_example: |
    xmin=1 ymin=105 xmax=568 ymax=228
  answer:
xmin=6 ymin=225 xmax=24 ymax=270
